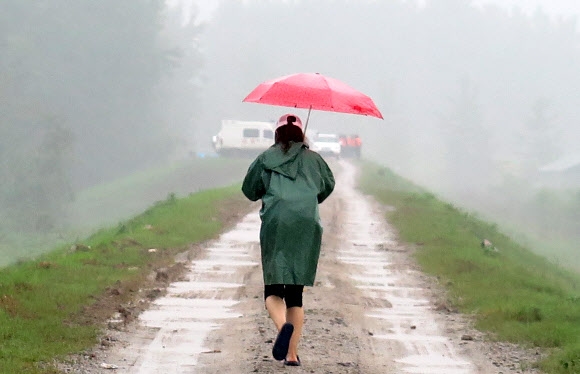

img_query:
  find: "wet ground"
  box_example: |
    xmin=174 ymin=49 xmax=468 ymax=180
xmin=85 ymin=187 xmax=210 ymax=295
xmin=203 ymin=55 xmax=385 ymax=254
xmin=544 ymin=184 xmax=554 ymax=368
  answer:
xmin=66 ymin=160 xmax=544 ymax=374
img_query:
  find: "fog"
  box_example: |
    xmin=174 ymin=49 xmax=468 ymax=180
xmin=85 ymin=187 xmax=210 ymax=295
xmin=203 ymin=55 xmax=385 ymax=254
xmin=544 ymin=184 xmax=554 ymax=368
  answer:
xmin=193 ymin=0 xmax=580 ymax=261
xmin=1 ymin=0 xmax=579 ymax=266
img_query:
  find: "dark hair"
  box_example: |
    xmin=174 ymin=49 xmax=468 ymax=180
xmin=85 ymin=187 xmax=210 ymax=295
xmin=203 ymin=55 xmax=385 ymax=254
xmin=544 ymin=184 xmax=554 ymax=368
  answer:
xmin=275 ymin=124 xmax=304 ymax=153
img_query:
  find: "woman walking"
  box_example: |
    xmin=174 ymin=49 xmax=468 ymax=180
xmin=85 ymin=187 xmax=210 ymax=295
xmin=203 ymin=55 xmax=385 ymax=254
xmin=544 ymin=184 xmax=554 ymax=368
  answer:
xmin=242 ymin=114 xmax=335 ymax=366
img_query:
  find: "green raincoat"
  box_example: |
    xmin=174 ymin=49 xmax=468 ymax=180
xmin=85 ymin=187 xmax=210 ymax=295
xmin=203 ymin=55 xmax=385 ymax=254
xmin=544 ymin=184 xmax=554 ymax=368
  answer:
xmin=242 ymin=142 xmax=335 ymax=286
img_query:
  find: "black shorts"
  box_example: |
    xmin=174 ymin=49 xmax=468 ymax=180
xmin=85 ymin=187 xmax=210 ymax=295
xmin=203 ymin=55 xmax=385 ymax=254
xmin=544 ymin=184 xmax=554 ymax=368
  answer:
xmin=264 ymin=284 xmax=304 ymax=308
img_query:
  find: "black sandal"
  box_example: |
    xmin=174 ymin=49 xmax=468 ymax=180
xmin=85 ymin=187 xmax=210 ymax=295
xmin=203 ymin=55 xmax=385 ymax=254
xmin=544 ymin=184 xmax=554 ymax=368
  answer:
xmin=272 ymin=323 xmax=294 ymax=361
xmin=284 ymin=356 xmax=301 ymax=366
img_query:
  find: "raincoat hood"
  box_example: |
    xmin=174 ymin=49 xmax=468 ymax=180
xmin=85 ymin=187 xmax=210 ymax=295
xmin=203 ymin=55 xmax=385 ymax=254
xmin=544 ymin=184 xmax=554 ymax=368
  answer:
xmin=261 ymin=142 xmax=306 ymax=180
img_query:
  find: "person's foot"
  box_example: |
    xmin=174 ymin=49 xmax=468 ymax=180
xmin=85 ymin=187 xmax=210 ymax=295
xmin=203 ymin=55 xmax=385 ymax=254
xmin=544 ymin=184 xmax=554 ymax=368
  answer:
xmin=284 ymin=356 xmax=301 ymax=366
xmin=272 ymin=323 xmax=294 ymax=361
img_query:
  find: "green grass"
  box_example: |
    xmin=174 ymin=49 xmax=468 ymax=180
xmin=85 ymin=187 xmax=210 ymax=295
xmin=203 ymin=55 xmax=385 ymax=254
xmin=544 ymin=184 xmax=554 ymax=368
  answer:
xmin=0 ymin=184 xmax=250 ymax=373
xmin=359 ymin=162 xmax=580 ymax=373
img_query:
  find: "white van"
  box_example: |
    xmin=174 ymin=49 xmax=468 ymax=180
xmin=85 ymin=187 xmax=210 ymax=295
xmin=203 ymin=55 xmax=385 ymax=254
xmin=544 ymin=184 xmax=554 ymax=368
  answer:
xmin=212 ymin=120 xmax=275 ymax=157
xmin=311 ymin=133 xmax=341 ymax=158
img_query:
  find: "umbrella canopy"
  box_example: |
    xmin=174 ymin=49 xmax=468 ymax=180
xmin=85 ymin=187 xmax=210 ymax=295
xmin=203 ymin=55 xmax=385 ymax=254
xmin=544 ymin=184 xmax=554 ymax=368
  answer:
xmin=243 ymin=73 xmax=383 ymax=120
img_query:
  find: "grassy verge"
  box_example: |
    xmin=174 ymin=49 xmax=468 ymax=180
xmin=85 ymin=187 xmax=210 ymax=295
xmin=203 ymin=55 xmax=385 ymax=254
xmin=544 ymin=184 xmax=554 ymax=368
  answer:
xmin=359 ymin=162 xmax=580 ymax=373
xmin=0 ymin=157 xmax=251 ymax=267
xmin=0 ymin=184 xmax=252 ymax=373
xmin=66 ymin=158 xmax=251 ymax=230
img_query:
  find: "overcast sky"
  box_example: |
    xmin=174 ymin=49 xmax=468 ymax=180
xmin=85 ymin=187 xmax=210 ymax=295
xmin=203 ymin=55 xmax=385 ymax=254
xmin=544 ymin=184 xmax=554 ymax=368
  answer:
xmin=473 ymin=0 xmax=580 ymax=17
xmin=169 ymin=0 xmax=580 ymax=24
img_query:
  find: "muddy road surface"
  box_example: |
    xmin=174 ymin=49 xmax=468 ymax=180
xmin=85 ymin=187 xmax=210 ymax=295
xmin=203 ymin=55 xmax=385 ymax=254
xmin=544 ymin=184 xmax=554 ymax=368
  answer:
xmin=70 ymin=160 xmax=543 ymax=374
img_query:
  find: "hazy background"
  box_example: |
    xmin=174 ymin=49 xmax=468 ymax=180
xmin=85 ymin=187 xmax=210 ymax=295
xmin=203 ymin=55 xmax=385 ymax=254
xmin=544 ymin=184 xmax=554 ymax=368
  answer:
xmin=1 ymin=0 xmax=579 ymax=267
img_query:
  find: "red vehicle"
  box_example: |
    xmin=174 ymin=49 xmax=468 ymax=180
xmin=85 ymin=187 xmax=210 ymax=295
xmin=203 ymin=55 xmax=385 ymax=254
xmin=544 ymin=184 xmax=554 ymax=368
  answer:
xmin=338 ymin=134 xmax=362 ymax=158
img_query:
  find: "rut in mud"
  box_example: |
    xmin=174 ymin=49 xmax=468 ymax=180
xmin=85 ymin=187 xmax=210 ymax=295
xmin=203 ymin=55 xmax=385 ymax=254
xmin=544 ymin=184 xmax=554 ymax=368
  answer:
xmin=79 ymin=160 xmax=542 ymax=374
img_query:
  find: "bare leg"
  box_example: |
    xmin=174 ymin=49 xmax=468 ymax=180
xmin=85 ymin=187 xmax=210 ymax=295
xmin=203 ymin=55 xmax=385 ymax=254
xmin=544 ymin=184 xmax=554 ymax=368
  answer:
xmin=265 ymin=295 xmax=287 ymax=331
xmin=285 ymin=306 xmax=304 ymax=362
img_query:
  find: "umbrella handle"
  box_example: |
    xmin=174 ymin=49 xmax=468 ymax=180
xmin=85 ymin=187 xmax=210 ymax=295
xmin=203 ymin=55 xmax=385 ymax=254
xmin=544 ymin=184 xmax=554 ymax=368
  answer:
xmin=304 ymin=105 xmax=312 ymax=135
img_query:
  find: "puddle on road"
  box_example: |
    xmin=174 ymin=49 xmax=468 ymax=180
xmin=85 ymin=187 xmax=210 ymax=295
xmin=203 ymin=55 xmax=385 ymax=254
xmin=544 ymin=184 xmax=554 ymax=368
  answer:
xmin=114 ymin=212 xmax=260 ymax=373
xmin=337 ymin=161 xmax=474 ymax=374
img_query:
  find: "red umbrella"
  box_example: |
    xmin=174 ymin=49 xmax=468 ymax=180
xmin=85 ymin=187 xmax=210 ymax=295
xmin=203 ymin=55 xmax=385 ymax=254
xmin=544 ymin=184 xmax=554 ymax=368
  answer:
xmin=243 ymin=72 xmax=383 ymax=130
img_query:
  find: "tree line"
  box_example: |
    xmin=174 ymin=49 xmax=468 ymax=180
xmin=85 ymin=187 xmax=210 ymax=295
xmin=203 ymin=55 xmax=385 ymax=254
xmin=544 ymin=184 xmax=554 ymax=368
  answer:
xmin=0 ymin=1 xmax=202 ymax=231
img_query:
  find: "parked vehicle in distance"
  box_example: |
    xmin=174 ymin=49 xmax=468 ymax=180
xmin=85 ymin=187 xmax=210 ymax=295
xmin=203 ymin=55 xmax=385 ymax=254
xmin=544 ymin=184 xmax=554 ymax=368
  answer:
xmin=338 ymin=134 xmax=362 ymax=159
xmin=311 ymin=133 xmax=341 ymax=158
xmin=212 ymin=120 xmax=275 ymax=157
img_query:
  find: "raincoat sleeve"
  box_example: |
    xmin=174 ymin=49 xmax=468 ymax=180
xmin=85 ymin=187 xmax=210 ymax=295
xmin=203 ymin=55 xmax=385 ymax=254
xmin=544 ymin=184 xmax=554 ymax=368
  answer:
xmin=317 ymin=158 xmax=335 ymax=204
xmin=242 ymin=157 xmax=267 ymax=201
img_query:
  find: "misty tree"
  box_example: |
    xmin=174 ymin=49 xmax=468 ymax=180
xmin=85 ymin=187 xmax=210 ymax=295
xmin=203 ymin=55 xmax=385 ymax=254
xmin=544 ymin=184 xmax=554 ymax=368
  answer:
xmin=439 ymin=76 xmax=494 ymax=192
xmin=522 ymin=98 xmax=558 ymax=172
xmin=0 ymin=0 xmax=203 ymax=232
xmin=156 ymin=4 xmax=205 ymax=157
xmin=2 ymin=124 xmax=74 ymax=232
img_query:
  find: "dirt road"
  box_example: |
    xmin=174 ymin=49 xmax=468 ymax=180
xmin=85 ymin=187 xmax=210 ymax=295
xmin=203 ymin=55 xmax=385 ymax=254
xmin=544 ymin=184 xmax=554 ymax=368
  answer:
xmin=74 ymin=160 xmax=543 ymax=374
